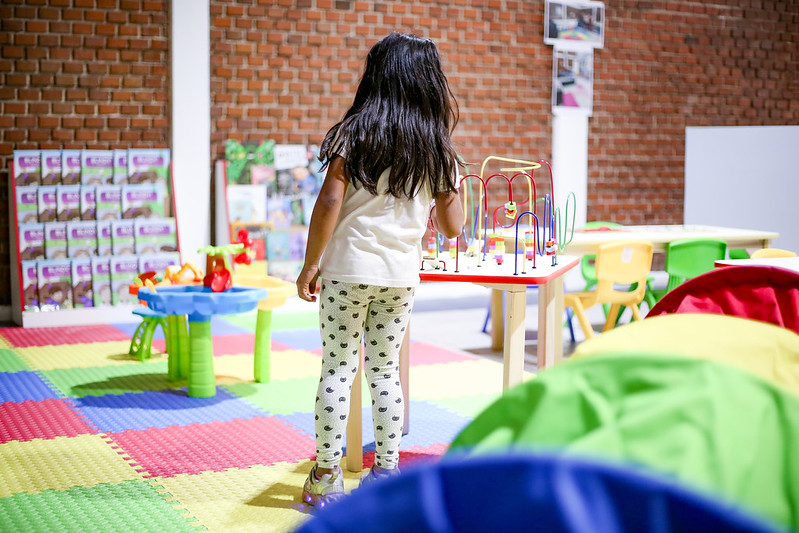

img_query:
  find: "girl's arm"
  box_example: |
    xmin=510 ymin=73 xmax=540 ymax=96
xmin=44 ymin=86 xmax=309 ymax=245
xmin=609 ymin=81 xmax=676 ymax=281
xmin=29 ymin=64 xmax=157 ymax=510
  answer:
xmin=431 ymin=189 xmax=465 ymax=239
xmin=296 ymin=156 xmax=348 ymax=302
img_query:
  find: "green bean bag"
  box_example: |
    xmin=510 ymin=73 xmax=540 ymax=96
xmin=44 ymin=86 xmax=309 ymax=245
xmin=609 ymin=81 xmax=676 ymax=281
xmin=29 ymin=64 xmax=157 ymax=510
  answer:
xmin=447 ymin=353 xmax=799 ymax=531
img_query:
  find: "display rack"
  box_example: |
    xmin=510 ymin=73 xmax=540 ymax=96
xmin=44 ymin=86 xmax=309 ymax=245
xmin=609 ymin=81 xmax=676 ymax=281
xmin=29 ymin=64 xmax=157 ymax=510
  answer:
xmin=214 ymin=143 xmax=323 ymax=282
xmin=8 ymin=156 xmax=182 ymax=328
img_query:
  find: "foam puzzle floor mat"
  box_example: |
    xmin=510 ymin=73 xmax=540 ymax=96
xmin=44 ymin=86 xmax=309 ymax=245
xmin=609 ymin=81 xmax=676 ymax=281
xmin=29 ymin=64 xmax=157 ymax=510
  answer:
xmin=0 ymin=308 xmax=517 ymax=532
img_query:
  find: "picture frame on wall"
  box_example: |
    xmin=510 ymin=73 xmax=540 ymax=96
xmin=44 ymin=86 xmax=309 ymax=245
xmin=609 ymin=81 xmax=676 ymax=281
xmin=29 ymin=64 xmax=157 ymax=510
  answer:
xmin=552 ymin=47 xmax=594 ymax=116
xmin=544 ymin=0 xmax=605 ymax=50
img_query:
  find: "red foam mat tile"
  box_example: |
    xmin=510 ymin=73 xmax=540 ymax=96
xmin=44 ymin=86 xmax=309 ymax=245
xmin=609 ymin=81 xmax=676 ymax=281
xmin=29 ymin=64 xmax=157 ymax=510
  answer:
xmin=0 ymin=398 xmax=96 ymax=443
xmin=406 ymin=341 xmax=481 ymax=365
xmin=107 ymin=415 xmax=316 ymax=478
xmin=361 ymin=443 xmax=449 ymax=470
xmin=0 ymin=325 xmax=132 ymax=348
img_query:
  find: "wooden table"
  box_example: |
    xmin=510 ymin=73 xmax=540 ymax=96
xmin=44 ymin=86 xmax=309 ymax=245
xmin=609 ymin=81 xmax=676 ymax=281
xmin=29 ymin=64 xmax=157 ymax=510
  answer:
xmin=557 ymin=224 xmax=779 ymax=256
xmin=344 ymin=253 xmax=579 ymax=472
xmin=493 ymin=225 xmax=778 ymax=350
xmin=715 ymin=256 xmax=799 ymax=273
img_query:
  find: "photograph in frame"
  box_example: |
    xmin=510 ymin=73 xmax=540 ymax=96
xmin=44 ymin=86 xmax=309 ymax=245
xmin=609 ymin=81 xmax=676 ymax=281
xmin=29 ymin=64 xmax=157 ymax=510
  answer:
xmin=545 ymin=0 xmax=605 ymax=50
xmin=552 ymin=47 xmax=594 ymax=116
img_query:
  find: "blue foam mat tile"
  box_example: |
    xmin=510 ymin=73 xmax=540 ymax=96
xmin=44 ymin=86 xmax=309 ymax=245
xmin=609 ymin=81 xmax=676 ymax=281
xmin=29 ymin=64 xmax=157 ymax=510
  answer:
xmin=271 ymin=328 xmax=323 ymax=351
xmin=277 ymin=399 xmax=471 ymax=452
xmin=70 ymin=387 xmax=269 ymax=433
xmin=271 ymin=411 xmax=316 ymax=439
xmin=390 ymin=400 xmax=471 ymax=449
xmin=0 ymin=371 xmax=61 ymax=403
xmin=110 ymin=321 xmax=168 ymax=341
xmin=110 ymin=314 xmax=252 ymax=340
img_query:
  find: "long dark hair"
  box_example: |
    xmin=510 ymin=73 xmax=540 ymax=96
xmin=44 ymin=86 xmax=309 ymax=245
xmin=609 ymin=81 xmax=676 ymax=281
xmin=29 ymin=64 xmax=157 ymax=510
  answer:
xmin=319 ymin=32 xmax=461 ymax=199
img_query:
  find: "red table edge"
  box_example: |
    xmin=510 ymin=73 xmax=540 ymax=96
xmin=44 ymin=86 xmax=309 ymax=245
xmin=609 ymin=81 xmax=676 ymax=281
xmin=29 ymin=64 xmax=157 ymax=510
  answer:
xmin=419 ymin=256 xmax=579 ymax=285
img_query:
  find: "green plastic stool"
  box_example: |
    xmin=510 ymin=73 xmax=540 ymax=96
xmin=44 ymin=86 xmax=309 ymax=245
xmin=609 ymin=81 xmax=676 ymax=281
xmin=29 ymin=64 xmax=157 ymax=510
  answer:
xmin=129 ymin=307 xmax=168 ymax=361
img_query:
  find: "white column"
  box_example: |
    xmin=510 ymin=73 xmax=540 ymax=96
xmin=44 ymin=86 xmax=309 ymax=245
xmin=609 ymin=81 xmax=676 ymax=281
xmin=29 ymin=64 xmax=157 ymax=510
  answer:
xmin=551 ymin=111 xmax=588 ymax=229
xmin=171 ymin=0 xmax=211 ymax=266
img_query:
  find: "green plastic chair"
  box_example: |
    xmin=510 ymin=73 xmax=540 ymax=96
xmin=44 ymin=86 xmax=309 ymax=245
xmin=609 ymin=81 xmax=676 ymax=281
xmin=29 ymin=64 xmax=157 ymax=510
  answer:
xmin=644 ymin=238 xmax=727 ymax=307
xmin=728 ymin=248 xmax=750 ymax=259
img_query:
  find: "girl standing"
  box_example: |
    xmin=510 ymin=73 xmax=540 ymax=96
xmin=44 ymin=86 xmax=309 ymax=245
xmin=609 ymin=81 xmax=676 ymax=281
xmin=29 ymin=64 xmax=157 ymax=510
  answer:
xmin=296 ymin=32 xmax=464 ymax=507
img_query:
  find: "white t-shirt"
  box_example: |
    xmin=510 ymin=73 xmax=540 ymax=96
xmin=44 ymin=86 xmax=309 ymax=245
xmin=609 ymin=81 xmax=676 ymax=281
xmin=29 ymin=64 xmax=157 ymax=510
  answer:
xmin=320 ymin=168 xmax=437 ymax=287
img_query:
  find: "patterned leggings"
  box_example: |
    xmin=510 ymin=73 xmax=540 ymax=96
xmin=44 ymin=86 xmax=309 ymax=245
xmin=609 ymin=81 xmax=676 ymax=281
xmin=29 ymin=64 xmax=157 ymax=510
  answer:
xmin=314 ymin=279 xmax=415 ymax=470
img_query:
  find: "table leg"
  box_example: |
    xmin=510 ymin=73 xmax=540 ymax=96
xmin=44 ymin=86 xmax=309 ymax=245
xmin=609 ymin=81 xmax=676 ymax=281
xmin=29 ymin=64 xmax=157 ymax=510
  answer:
xmin=177 ymin=315 xmax=190 ymax=379
xmin=503 ymin=287 xmax=527 ymax=391
xmin=537 ymin=277 xmax=564 ymax=370
xmin=400 ymin=323 xmax=410 ymax=436
xmin=166 ymin=315 xmax=179 ymax=380
xmin=187 ymin=319 xmax=216 ymax=398
xmin=167 ymin=314 xmax=189 ymax=381
xmin=490 ymin=289 xmax=503 ymax=351
xmin=345 ymin=347 xmax=364 ymax=473
xmin=254 ymin=308 xmax=272 ymax=383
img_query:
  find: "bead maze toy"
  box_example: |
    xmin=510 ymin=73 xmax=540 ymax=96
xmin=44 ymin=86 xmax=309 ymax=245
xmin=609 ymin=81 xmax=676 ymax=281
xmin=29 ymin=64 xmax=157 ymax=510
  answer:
xmin=421 ymin=156 xmax=576 ymax=277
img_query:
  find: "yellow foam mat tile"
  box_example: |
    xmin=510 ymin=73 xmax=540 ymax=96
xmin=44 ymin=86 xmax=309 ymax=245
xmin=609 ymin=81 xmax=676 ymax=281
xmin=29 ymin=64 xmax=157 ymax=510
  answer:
xmin=408 ymin=359 xmax=532 ymax=401
xmin=0 ymin=335 xmax=11 ymax=349
xmin=15 ymin=341 xmax=166 ymax=371
xmin=0 ymin=433 xmax=146 ymax=497
xmin=268 ymin=349 xmax=322 ymax=380
xmin=209 ymin=354 xmax=260 ymax=385
xmin=157 ymin=458 xmax=363 ymax=532
xmin=212 ymin=350 xmax=321 ymax=386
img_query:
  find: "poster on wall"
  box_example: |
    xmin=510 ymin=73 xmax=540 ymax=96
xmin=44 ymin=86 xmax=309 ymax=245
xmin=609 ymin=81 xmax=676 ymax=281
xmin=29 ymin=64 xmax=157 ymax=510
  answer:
xmin=552 ymin=47 xmax=594 ymax=116
xmin=544 ymin=0 xmax=605 ymax=50
xmin=221 ymin=141 xmax=326 ymax=282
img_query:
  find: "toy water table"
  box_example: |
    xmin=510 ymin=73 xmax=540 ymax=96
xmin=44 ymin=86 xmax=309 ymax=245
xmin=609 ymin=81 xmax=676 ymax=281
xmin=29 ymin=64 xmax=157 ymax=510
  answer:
xmin=137 ymin=285 xmax=267 ymax=398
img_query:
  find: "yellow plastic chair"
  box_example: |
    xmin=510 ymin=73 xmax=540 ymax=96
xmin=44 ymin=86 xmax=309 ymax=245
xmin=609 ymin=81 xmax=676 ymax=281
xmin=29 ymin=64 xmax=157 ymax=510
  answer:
xmin=564 ymin=240 xmax=653 ymax=340
xmin=578 ymin=221 xmax=624 ymax=292
xmin=751 ymin=248 xmax=797 ymax=259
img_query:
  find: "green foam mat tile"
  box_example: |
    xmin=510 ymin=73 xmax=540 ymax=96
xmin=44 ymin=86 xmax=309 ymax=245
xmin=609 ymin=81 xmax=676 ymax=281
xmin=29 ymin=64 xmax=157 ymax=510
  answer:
xmin=224 ymin=376 xmax=316 ymax=415
xmin=218 ymin=309 xmax=318 ymax=333
xmin=216 ymin=310 xmax=257 ymax=332
xmin=0 ymin=479 xmax=202 ymax=532
xmin=270 ymin=310 xmax=319 ymax=331
xmin=40 ymin=361 xmax=180 ymax=398
xmin=0 ymin=349 xmax=30 ymax=372
xmin=433 ymin=392 xmax=502 ymax=418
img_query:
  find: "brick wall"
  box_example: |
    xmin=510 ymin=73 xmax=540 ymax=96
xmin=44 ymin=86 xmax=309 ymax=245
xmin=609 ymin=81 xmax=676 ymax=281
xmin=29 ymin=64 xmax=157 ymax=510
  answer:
xmin=210 ymin=0 xmax=553 ymax=182
xmin=591 ymin=0 xmax=799 ymax=224
xmin=2 ymin=0 xmax=798 ymax=307
xmin=209 ymin=0 xmax=798 ymax=227
xmin=0 ymin=0 xmax=170 ymax=306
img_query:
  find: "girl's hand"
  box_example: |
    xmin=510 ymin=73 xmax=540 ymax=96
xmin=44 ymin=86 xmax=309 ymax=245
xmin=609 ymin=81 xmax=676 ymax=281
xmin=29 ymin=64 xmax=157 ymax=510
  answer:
xmin=296 ymin=263 xmax=321 ymax=302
